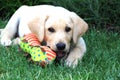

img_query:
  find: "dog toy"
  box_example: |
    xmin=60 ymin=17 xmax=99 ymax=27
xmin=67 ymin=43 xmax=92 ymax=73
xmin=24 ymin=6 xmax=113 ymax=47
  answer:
xmin=19 ymin=33 xmax=56 ymax=67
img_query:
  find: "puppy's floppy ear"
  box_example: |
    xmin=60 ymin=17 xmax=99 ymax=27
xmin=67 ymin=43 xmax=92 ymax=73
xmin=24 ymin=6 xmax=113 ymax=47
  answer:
xmin=28 ymin=16 xmax=48 ymax=42
xmin=70 ymin=12 xmax=88 ymax=44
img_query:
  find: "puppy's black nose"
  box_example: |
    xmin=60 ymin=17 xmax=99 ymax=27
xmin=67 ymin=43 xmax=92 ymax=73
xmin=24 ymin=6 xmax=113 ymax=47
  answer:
xmin=56 ymin=42 xmax=66 ymax=50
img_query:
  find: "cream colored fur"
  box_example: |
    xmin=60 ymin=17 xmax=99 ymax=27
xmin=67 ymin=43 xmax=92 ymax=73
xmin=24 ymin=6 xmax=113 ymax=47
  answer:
xmin=0 ymin=5 xmax=88 ymax=68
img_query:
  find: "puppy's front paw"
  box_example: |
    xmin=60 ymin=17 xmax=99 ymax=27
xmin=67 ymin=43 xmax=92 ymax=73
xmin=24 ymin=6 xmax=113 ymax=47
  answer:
xmin=65 ymin=55 xmax=78 ymax=68
xmin=65 ymin=48 xmax=84 ymax=68
xmin=1 ymin=39 xmax=12 ymax=46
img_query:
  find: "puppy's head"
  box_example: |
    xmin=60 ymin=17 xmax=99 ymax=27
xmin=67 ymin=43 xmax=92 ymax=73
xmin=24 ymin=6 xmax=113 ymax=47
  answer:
xmin=44 ymin=15 xmax=73 ymax=60
xmin=28 ymin=12 xmax=88 ymax=61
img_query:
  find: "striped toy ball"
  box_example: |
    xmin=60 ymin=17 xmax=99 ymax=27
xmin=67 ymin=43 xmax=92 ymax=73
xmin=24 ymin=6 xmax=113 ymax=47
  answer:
xmin=30 ymin=47 xmax=47 ymax=62
xmin=30 ymin=46 xmax=56 ymax=63
xmin=41 ymin=46 xmax=56 ymax=61
xmin=24 ymin=33 xmax=40 ymax=46
xmin=20 ymin=33 xmax=56 ymax=64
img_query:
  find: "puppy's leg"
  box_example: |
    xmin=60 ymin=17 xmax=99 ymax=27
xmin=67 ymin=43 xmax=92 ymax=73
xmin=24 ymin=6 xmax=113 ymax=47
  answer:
xmin=0 ymin=6 xmax=26 ymax=46
xmin=0 ymin=29 xmax=3 ymax=34
xmin=66 ymin=37 xmax=86 ymax=68
xmin=0 ymin=29 xmax=3 ymax=39
xmin=12 ymin=37 xmax=21 ymax=45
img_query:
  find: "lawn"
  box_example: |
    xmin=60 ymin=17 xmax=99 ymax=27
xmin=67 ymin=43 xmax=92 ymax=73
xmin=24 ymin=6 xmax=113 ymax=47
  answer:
xmin=0 ymin=21 xmax=120 ymax=80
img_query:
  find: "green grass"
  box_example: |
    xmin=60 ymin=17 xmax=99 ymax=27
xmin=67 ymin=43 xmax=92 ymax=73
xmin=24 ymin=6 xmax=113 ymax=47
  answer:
xmin=0 ymin=0 xmax=120 ymax=28
xmin=0 ymin=21 xmax=120 ymax=80
xmin=0 ymin=1 xmax=119 ymax=79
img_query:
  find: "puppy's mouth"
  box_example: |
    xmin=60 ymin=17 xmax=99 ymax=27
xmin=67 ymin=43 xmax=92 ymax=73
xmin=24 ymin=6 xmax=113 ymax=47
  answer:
xmin=45 ymin=45 xmax=67 ymax=61
xmin=55 ymin=51 xmax=66 ymax=60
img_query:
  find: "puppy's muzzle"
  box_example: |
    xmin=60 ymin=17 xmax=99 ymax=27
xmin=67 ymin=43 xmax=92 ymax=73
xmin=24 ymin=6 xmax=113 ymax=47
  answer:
xmin=55 ymin=42 xmax=67 ymax=61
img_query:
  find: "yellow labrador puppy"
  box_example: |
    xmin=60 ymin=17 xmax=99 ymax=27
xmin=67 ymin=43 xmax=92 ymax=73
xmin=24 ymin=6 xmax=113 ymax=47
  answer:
xmin=0 ymin=5 xmax=88 ymax=68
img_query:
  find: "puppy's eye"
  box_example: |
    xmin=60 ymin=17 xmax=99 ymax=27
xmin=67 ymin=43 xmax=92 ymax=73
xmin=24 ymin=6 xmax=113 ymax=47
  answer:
xmin=48 ymin=27 xmax=55 ymax=32
xmin=65 ymin=26 xmax=71 ymax=32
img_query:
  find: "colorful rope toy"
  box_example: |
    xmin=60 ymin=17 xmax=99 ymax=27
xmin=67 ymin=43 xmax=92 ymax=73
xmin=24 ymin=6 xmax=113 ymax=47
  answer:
xmin=19 ymin=33 xmax=56 ymax=67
